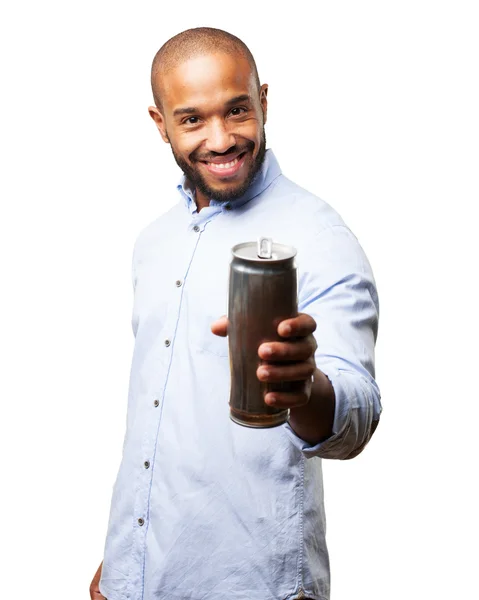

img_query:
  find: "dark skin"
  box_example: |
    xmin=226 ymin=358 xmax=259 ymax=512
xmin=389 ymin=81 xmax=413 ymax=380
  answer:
xmin=148 ymin=52 xmax=268 ymax=211
xmin=91 ymin=49 xmax=336 ymax=596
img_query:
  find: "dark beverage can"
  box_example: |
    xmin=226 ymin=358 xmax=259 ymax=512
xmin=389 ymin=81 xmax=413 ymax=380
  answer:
xmin=228 ymin=238 xmax=298 ymax=428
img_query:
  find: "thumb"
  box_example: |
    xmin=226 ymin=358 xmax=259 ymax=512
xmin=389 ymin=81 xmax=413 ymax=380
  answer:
xmin=211 ymin=315 xmax=229 ymax=337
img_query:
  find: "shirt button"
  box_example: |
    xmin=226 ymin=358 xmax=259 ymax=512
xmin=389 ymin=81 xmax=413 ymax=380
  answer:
xmin=175 ymin=280 xmax=182 ymax=287
xmin=144 ymin=461 xmax=150 ymax=469
xmin=193 ymin=225 xmax=200 ymax=232
xmin=164 ymin=339 xmax=171 ymax=347
xmin=154 ymin=399 xmax=159 ymax=407
xmin=138 ymin=518 xmax=145 ymax=526
xmin=225 ymin=204 xmax=232 ymax=211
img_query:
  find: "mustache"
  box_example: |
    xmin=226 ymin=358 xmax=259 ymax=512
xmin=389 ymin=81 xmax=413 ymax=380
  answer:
xmin=192 ymin=141 xmax=254 ymax=163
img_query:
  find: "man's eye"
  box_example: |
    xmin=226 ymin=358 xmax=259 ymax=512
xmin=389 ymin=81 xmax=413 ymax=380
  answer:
xmin=184 ymin=116 xmax=199 ymax=125
xmin=230 ymin=107 xmax=247 ymax=116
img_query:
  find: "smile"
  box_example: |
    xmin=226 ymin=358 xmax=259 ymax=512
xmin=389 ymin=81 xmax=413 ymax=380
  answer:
xmin=202 ymin=152 xmax=247 ymax=178
xmin=208 ymin=157 xmax=240 ymax=169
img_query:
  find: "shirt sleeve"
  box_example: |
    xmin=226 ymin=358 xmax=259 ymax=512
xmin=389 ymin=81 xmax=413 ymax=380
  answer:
xmin=284 ymin=224 xmax=382 ymax=460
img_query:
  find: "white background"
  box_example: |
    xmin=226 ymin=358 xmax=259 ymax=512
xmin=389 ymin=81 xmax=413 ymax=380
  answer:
xmin=1 ymin=1 xmax=478 ymax=598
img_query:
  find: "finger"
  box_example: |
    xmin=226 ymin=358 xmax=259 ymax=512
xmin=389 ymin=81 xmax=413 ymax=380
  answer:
xmin=210 ymin=315 xmax=229 ymax=337
xmin=258 ymin=338 xmax=317 ymax=361
xmin=278 ymin=313 xmax=317 ymax=338
xmin=257 ymin=361 xmax=315 ymax=383
xmin=264 ymin=390 xmax=310 ymax=408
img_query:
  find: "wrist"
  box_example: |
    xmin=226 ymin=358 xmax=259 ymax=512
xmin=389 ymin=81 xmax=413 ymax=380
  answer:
xmin=288 ymin=369 xmax=335 ymax=444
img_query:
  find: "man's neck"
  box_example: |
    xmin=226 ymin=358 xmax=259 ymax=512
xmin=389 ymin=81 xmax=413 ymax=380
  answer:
xmin=195 ymin=189 xmax=210 ymax=212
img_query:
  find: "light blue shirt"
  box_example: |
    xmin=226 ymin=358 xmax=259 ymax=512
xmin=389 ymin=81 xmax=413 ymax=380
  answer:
xmin=100 ymin=150 xmax=381 ymax=600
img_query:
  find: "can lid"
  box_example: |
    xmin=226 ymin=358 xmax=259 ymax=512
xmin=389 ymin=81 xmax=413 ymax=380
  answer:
xmin=232 ymin=239 xmax=297 ymax=262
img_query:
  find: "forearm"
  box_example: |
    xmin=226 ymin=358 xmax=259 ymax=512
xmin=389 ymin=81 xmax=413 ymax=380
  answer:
xmin=285 ymin=369 xmax=381 ymax=459
xmin=287 ymin=368 xmax=335 ymax=445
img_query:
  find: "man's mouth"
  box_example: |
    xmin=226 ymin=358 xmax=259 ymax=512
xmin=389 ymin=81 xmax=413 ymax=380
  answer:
xmin=201 ymin=152 xmax=248 ymax=178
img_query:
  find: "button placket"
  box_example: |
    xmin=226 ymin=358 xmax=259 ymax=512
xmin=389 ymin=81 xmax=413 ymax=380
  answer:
xmin=160 ymin=223 xmax=201 ymax=356
xmin=135 ymin=218 xmax=205 ymax=575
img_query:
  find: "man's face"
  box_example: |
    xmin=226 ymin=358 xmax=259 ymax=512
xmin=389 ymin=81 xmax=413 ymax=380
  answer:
xmin=150 ymin=52 xmax=268 ymax=203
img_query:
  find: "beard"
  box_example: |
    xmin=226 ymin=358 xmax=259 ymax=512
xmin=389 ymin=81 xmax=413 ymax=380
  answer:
xmin=169 ymin=129 xmax=267 ymax=203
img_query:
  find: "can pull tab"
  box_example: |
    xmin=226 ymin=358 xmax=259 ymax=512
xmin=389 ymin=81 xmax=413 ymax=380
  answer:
xmin=257 ymin=237 xmax=273 ymax=259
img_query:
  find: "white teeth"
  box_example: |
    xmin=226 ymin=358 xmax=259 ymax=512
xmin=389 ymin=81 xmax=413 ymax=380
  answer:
xmin=209 ymin=157 xmax=239 ymax=169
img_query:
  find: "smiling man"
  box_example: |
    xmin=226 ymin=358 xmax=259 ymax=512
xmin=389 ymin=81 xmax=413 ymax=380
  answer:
xmin=90 ymin=27 xmax=381 ymax=600
xmin=149 ymin=47 xmax=267 ymax=208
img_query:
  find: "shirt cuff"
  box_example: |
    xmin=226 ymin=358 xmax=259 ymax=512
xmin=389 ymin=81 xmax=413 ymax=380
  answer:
xmin=283 ymin=369 xmax=380 ymax=460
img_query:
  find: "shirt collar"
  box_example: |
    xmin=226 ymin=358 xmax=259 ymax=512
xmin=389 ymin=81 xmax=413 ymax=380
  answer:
xmin=176 ymin=149 xmax=282 ymax=214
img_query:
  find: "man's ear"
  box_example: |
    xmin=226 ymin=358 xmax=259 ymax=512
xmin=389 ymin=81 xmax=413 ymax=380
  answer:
xmin=148 ymin=106 xmax=170 ymax=144
xmin=259 ymin=84 xmax=268 ymax=125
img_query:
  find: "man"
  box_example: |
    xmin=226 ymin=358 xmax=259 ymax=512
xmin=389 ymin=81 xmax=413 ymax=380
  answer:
xmin=90 ymin=27 xmax=381 ymax=600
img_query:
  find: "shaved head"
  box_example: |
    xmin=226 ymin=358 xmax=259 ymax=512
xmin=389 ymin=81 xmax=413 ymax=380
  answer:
xmin=151 ymin=27 xmax=261 ymax=111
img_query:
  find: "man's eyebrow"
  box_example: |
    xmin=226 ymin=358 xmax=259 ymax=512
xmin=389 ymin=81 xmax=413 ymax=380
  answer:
xmin=225 ymin=94 xmax=252 ymax=106
xmin=173 ymin=106 xmax=199 ymax=117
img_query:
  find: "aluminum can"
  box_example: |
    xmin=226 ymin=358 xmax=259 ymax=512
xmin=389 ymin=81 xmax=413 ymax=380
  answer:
xmin=228 ymin=238 xmax=299 ymax=428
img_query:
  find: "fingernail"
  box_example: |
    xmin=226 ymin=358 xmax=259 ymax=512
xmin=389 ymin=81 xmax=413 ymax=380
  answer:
xmin=282 ymin=324 xmax=292 ymax=335
xmin=258 ymin=367 xmax=269 ymax=379
xmin=262 ymin=346 xmax=272 ymax=357
xmin=266 ymin=395 xmax=276 ymax=405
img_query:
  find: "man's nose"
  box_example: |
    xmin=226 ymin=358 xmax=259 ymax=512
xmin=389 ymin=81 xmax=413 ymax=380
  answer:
xmin=204 ymin=119 xmax=235 ymax=154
